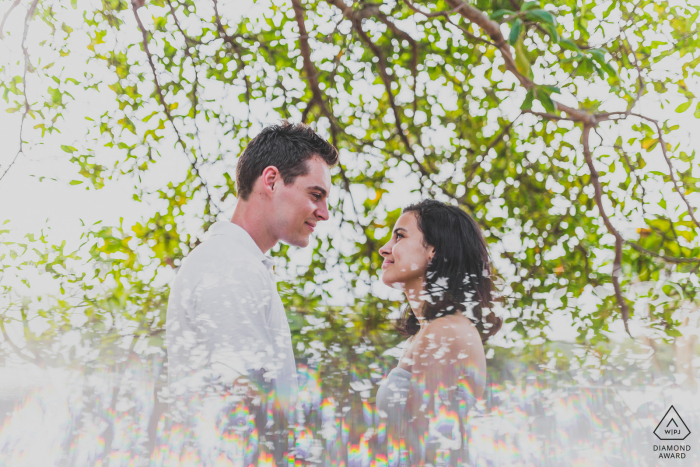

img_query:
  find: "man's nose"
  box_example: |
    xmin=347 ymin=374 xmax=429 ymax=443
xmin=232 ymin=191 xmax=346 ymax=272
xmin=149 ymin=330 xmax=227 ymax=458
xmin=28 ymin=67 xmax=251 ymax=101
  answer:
xmin=315 ymin=200 xmax=329 ymax=221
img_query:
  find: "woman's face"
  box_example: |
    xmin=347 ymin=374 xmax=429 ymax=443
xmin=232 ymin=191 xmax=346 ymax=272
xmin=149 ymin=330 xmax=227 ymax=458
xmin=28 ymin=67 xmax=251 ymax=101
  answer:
xmin=379 ymin=212 xmax=434 ymax=294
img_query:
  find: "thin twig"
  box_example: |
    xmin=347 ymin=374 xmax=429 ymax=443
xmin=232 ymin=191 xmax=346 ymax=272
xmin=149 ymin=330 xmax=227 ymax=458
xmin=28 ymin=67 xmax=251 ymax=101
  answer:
xmin=524 ymin=110 xmax=576 ymax=121
xmin=131 ymin=0 xmax=217 ymax=214
xmin=0 ymin=0 xmax=39 ymax=184
xmin=452 ymin=116 xmax=519 ymax=203
xmin=626 ymin=241 xmax=700 ymax=264
xmin=289 ymin=0 xmax=362 ymax=223
xmin=165 ymin=0 xmax=217 ymax=217
xmin=620 ymin=34 xmax=644 ymax=113
xmin=0 ymin=0 xmax=21 ymax=38
xmin=614 ymin=143 xmax=646 ymax=217
xmin=627 ymin=113 xmax=700 ymax=231
xmin=402 ymin=0 xmax=496 ymax=47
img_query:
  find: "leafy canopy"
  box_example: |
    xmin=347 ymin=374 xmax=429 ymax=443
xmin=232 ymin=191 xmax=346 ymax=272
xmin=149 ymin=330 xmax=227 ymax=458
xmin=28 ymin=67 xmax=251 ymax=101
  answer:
xmin=1 ymin=0 xmax=700 ymax=387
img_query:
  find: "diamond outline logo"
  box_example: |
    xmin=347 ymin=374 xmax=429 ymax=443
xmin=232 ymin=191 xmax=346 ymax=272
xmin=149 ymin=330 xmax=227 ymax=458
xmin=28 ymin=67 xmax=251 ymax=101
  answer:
xmin=654 ymin=405 xmax=691 ymax=441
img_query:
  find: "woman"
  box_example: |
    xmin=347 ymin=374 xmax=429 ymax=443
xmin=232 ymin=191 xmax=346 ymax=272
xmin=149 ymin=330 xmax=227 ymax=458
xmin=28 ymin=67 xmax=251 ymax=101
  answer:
xmin=376 ymin=199 xmax=502 ymax=464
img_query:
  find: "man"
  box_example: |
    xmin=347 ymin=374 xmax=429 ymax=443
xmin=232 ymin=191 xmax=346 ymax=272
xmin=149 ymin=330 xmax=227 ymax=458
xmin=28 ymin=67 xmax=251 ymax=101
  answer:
xmin=165 ymin=122 xmax=338 ymax=458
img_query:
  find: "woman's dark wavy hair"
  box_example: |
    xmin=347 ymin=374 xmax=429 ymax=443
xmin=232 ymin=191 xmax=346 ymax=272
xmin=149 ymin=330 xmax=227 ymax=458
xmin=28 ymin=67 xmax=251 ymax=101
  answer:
xmin=395 ymin=199 xmax=502 ymax=343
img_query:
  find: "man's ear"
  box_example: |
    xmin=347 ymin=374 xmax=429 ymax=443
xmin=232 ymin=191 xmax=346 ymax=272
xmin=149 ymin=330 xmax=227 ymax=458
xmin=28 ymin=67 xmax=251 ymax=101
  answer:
xmin=260 ymin=166 xmax=281 ymax=196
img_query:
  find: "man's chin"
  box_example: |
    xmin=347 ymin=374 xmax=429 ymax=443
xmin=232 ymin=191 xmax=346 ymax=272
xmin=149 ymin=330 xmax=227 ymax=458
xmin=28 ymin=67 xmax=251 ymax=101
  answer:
xmin=285 ymin=235 xmax=310 ymax=248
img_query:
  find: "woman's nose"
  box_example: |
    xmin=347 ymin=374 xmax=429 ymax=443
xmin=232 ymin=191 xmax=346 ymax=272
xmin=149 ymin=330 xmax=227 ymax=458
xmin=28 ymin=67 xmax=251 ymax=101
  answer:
xmin=378 ymin=243 xmax=390 ymax=257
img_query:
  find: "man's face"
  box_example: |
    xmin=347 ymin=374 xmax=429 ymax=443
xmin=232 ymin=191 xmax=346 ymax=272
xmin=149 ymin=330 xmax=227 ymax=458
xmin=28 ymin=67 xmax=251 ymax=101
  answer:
xmin=271 ymin=156 xmax=331 ymax=248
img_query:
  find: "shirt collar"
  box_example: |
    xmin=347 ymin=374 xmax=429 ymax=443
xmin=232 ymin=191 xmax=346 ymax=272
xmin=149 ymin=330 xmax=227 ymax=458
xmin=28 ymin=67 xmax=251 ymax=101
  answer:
xmin=207 ymin=221 xmax=275 ymax=272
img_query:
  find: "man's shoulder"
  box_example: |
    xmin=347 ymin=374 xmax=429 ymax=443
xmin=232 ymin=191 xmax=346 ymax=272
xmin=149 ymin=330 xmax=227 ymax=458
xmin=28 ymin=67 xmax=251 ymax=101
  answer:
xmin=184 ymin=234 xmax=264 ymax=267
xmin=173 ymin=236 xmax=268 ymax=286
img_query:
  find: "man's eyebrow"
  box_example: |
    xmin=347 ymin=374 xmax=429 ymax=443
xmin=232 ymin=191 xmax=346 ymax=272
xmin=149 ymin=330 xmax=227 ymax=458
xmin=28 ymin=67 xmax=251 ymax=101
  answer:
xmin=308 ymin=185 xmax=328 ymax=196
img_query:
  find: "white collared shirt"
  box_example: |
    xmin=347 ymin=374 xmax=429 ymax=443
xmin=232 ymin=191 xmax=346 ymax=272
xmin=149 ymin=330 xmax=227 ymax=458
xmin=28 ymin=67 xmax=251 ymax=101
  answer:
xmin=166 ymin=221 xmax=297 ymax=408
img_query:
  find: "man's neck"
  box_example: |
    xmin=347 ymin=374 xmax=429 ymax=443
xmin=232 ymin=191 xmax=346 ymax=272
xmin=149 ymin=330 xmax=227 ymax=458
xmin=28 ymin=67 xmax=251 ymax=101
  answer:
xmin=230 ymin=200 xmax=277 ymax=254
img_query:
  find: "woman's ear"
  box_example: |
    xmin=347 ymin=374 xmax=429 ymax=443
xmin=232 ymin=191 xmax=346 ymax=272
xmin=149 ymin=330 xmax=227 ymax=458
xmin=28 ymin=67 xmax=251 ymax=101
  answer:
xmin=428 ymin=246 xmax=436 ymax=262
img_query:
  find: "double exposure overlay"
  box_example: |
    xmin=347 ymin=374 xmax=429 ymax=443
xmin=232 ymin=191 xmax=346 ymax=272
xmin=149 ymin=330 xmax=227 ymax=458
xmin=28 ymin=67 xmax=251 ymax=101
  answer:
xmin=1 ymin=0 xmax=700 ymax=464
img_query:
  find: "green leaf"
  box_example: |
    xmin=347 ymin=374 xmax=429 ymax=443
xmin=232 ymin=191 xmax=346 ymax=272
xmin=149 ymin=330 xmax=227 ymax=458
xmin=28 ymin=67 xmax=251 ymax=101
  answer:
xmin=694 ymin=102 xmax=700 ymax=119
xmin=598 ymin=61 xmax=617 ymax=78
xmin=588 ymin=49 xmax=605 ymax=61
xmin=526 ymin=9 xmax=557 ymax=25
xmin=142 ymin=110 xmax=159 ymax=123
xmin=543 ymin=23 xmax=559 ymax=43
xmin=541 ymin=85 xmax=561 ymax=94
xmin=514 ymin=37 xmax=532 ymax=78
xmin=676 ymin=101 xmax=692 ymax=113
xmin=521 ymin=2 xmax=540 ymax=11
xmin=538 ymin=90 xmax=556 ymax=113
xmin=61 ymin=145 xmax=77 ymax=153
xmin=491 ymin=9 xmax=514 ymax=20
xmin=509 ymin=19 xmax=522 ymax=46
xmin=69 ymin=180 xmax=84 ymax=185
xmin=559 ymin=38 xmax=579 ymax=52
xmin=578 ymin=58 xmax=594 ymax=77
xmin=521 ymin=89 xmax=535 ymax=110
xmin=641 ymin=138 xmax=658 ymax=151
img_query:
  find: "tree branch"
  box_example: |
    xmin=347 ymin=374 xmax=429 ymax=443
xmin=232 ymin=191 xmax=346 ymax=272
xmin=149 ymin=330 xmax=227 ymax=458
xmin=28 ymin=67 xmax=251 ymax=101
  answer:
xmin=372 ymin=8 xmax=420 ymax=112
xmin=326 ymin=0 xmax=429 ymax=177
xmin=290 ymin=0 xmax=339 ymax=131
xmin=443 ymin=0 xmax=597 ymax=124
xmin=132 ymin=2 xmax=183 ymax=148
xmin=582 ymin=125 xmax=631 ymax=336
xmin=0 ymin=314 xmax=39 ymax=365
xmin=212 ymin=0 xmax=252 ymax=139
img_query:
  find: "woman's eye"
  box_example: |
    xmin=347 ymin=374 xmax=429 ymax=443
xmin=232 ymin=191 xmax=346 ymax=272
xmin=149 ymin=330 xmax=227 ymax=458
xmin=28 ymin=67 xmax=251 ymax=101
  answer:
xmin=396 ymin=233 xmax=403 ymax=239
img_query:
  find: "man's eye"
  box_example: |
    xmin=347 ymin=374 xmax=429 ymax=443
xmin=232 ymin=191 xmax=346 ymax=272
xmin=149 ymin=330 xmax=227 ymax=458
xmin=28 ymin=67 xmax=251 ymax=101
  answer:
xmin=312 ymin=193 xmax=321 ymax=200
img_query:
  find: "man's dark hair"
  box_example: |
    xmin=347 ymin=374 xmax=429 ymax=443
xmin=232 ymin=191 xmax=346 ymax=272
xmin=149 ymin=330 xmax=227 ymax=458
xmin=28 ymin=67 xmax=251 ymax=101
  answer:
xmin=395 ymin=199 xmax=503 ymax=343
xmin=235 ymin=122 xmax=339 ymax=200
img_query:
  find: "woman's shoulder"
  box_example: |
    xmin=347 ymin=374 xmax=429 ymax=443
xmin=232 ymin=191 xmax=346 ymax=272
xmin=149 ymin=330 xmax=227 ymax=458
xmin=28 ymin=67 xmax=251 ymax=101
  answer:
xmin=406 ymin=314 xmax=483 ymax=361
xmin=423 ymin=313 xmax=480 ymax=341
xmin=408 ymin=314 xmax=486 ymax=377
